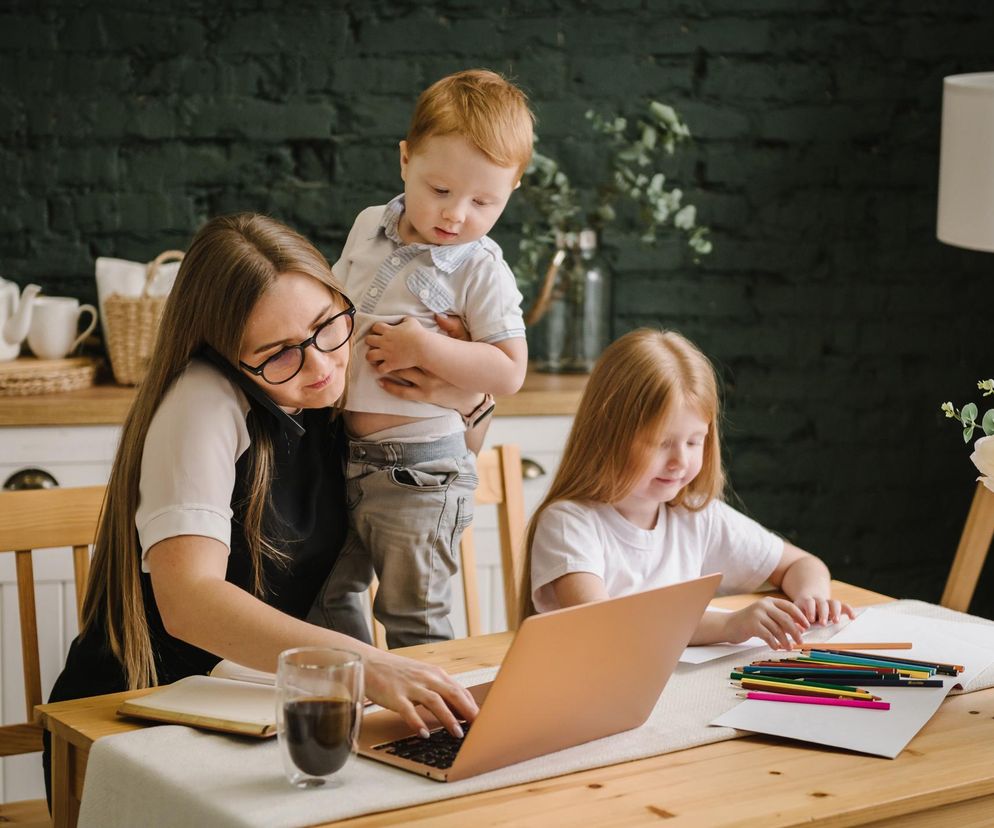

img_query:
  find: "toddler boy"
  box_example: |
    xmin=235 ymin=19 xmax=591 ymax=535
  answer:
xmin=309 ymin=69 xmax=534 ymax=648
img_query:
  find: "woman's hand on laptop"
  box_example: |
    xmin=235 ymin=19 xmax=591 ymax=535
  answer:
xmin=723 ymin=596 xmax=810 ymax=650
xmin=364 ymin=650 xmax=479 ymax=739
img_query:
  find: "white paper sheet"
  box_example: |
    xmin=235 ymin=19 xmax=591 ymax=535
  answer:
xmin=710 ymin=609 xmax=994 ymax=757
xmin=825 ymin=607 xmax=994 ymax=689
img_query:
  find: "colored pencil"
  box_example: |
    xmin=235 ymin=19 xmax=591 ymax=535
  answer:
xmin=808 ymin=648 xmax=962 ymax=675
xmin=805 ymin=651 xmax=940 ymax=675
xmin=737 ymin=691 xmax=890 ymax=710
xmin=732 ymin=674 xmax=879 ymax=700
xmin=798 ymin=656 xmax=931 ymax=679
xmin=748 ymin=672 xmax=899 ymax=684
xmin=755 ymin=660 xmax=900 ymax=674
xmin=798 ymin=642 xmax=911 ymax=650
xmin=796 ymin=678 xmax=944 ymax=687
xmin=731 ymin=671 xmax=868 ymax=693
xmin=736 ymin=681 xmax=871 ymax=700
xmin=740 ymin=666 xmax=895 ymax=679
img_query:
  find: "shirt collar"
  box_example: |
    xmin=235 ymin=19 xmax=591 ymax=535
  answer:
xmin=380 ymin=194 xmax=481 ymax=274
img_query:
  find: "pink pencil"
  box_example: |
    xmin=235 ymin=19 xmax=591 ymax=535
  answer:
xmin=737 ymin=690 xmax=890 ymax=710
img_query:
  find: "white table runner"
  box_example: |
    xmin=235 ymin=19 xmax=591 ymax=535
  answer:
xmin=76 ymin=600 xmax=994 ymax=828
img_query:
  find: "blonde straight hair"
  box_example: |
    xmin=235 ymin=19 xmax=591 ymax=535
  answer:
xmin=519 ymin=329 xmax=725 ymax=621
xmin=80 ymin=214 xmax=348 ymax=690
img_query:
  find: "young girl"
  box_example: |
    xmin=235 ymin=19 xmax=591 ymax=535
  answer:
xmin=524 ymin=328 xmax=854 ymax=650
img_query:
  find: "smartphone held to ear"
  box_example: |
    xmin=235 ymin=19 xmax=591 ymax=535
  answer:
xmin=199 ymin=346 xmax=305 ymax=437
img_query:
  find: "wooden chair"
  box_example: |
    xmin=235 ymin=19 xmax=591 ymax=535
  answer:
xmin=940 ymin=482 xmax=994 ymax=612
xmin=369 ymin=444 xmax=527 ymax=648
xmin=0 ymin=485 xmax=104 ymax=826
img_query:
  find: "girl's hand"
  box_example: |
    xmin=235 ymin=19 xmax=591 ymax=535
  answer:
xmin=363 ymin=649 xmax=479 ymax=738
xmin=792 ymin=594 xmax=856 ymax=627
xmin=723 ymin=597 xmax=811 ymax=651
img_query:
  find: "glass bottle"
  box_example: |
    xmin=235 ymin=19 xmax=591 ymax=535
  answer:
xmin=530 ymin=229 xmax=612 ymax=373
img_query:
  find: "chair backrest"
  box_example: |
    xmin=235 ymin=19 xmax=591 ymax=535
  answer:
xmin=0 ymin=485 xmax=104 ymax=758
xmin=368 ymin=444 xmax=526 ymax=648
xmin=940 ymin=481 xmax=994 ymax=612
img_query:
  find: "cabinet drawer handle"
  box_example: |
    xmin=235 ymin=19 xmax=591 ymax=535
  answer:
xmin=521 ymin=458 xmax=546 ymax=479
xmin=3 ymin=468 xmax=59 ymax=490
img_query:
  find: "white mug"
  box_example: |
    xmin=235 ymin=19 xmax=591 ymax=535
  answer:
xmin=27 ymin=296 xmax=98 ymax=360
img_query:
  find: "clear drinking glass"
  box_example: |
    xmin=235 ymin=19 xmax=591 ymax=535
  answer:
xmin=276 ymin=647 xmax=364 ymax=788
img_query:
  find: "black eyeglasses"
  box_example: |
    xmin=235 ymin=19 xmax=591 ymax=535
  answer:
xmin=240 ymin=301 xmax=356 ymax=385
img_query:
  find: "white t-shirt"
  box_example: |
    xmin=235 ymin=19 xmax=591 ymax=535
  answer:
xmin=135 ymin=360 xmax=252 ymax=570
xmin=530 ymin=499 xmax=784 ymax=613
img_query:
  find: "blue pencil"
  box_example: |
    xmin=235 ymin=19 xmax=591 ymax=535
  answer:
xmin=803 ymin=652 xmax=938 ymax=675
xmin=740 ymin=667 xmax=896 ymax=680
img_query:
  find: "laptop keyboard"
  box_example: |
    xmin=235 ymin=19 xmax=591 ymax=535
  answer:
xmin=373 ymin=722 xmax=472 ymax=769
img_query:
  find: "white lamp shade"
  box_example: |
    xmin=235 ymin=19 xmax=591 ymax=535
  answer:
xmin=937 ymin=72 xmax=994 ymax=252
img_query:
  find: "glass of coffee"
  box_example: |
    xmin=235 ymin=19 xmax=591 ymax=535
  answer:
xmin=276 ymin=647 xmax=364 ymax=788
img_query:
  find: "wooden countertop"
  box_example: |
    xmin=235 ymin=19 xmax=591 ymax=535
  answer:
xmin=0 ymin=366 xmax=588 ymax=427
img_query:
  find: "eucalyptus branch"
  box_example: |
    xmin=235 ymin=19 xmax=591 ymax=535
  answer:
xmin=941 ymin=380 xmax=994 ymax=442
xmin=513 ymin=99 xmax=712 ymax=289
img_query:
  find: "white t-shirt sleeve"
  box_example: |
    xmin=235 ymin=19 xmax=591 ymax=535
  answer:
xmin=136 ymin=360 xmax=252 ymax=571
xmin=699 ymin=500 xmax=784 ymax=594
xmin=530 ymin=501 xmax=607 ymax=612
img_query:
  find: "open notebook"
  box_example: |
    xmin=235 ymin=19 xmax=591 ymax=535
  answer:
xmin=117 ymin=661 xmax=278 ymax=737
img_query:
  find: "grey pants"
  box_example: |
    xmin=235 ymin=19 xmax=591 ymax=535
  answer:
xmin=308 ymin=431 xmax=478 ymax=649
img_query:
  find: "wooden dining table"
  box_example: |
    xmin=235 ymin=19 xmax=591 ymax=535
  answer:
xmin=38 ymin=581 xmax=994 ymax=827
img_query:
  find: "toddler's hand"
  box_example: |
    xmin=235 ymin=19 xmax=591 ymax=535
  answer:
xmin=792 ymin=595 xmax=856 ymax=627
xmin=366 ymin=317 xmax=426 ymax=374
xmin=724 ymin=597 xmax=810 ymax=651
xmin=434 ymin=313 xmax=470 ymax=341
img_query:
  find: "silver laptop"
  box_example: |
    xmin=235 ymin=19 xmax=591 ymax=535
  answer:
xmin=358 ymin=573 xmax=720 ymax=781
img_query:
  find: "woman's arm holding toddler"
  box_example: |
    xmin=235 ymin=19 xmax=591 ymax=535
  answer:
xmin=366 ymin=317 xmax=527 ymax=395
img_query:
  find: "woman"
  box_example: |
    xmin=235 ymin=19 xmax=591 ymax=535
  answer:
xmin=44 ymin=214 xmax=482 ymax=795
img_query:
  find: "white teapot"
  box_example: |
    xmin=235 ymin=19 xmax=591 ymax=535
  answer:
xmin=0 ymin=278 xmax=42 ymax=361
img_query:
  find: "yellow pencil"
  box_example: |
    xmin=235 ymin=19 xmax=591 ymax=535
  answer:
xmin=735 ymin=677 xmax=878 ymax=701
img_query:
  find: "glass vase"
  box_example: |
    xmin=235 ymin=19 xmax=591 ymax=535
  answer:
xmin=528 ymin=229 xmax=611 ymax=374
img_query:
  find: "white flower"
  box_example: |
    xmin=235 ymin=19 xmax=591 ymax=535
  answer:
xmin=674 ymin=204 xmax=697 ymax=230
xmin=970 ymin=435 xmax=994 ymax=493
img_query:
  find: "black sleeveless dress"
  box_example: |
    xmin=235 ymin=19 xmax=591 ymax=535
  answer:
xmin=42 ymin=401 xmax=349 ymax=799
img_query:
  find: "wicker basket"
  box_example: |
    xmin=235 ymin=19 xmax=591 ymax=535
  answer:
xmin=102 ymin=250 xmax=184 ymax=385
xmin=0 ymin=356 xmax=100 ymax=396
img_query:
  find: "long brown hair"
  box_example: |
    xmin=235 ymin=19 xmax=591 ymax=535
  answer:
xmin=80 ymin=214 xmax=347 ymax=690
xmin=519 ymin=328 xmax=725 ymax=621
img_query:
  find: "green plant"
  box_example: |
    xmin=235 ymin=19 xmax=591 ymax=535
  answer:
xmin=514 ymin=100 xmax=712 ymax=290
xmin=942 ymin=379 xmax=994 ymax=493
xmin=942 ymin=379 xmax=994 ymax=442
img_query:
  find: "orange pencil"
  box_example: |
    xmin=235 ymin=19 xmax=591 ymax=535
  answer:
xmin=798 ymin=642 xmax=912 ymax=650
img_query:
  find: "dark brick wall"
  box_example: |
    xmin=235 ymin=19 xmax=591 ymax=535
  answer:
xmin=3 ymin=0 xmax=994 ymax=615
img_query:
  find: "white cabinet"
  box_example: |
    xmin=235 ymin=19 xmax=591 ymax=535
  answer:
xmin=0 ymin=424 xmax=121 ymax=803
xmin=0 ymin=413 xmax=572 ymax=802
